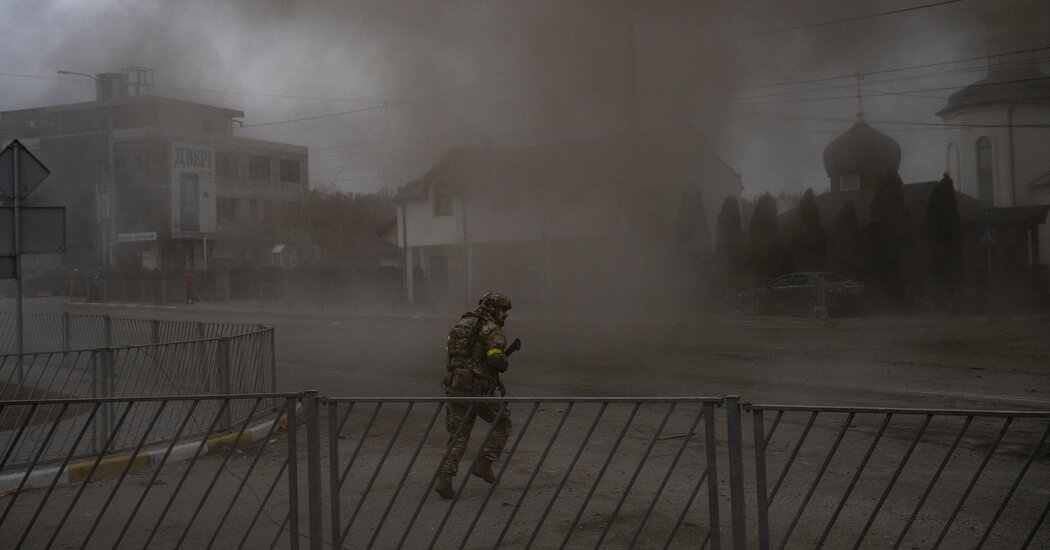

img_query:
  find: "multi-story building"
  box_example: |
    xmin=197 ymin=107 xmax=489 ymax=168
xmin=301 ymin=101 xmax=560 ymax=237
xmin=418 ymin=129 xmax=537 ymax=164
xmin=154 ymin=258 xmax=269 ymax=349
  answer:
xmin=0 ymin=69 xmax=308 ymax=293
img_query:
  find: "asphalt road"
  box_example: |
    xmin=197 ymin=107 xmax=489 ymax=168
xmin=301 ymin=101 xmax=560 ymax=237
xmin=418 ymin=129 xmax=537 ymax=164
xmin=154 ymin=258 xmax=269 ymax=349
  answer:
xmin=4 ymin=297 xmax=1048 ymax=548
xmin=26 ymin=297 xmax=1048 ymax=410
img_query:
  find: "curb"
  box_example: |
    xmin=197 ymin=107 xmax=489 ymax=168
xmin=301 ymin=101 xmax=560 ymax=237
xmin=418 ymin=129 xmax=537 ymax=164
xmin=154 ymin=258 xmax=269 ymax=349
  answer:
xmin=0 ymin=411 xmax=290 ymax=496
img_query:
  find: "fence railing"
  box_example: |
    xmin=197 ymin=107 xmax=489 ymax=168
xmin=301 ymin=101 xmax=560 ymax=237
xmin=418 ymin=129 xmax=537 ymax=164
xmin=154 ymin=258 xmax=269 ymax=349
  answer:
xmin=0 ymin=314 xmax=276 ymax=471
xmin=1 ymin=394 xmax=1047 ymax=549
xmin=747 ymin=403 xmax=1050 ymax=550
xmin=0 ymin=394 xmax=300 ymax=549
xmin=0 ymin=331 xmax=276 ymax=469
xmin=0 ymin=311 xmax=267 ymax=355
xmin=255 ymin=281 xmax=403 ymax=312
xmin=66 ymin=278 xmax=211 ymax=306
xmin=323 ymin=396 xmax=727 ymax=549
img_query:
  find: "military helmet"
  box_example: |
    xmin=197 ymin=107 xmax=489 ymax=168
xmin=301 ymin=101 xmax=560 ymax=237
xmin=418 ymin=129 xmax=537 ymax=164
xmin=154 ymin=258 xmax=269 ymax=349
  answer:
xmin=479 ymin=292 xmax=512 ymax=311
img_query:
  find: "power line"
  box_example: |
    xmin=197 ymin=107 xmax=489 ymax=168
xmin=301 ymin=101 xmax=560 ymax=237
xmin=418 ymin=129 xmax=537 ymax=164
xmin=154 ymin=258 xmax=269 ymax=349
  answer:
xmin=733 ymin=73 xmax=1050 ymax=108
xmin=727 ymin=0 xmax=964 ymax=39
xmin=724 ymin=106 xmax=1050 ymax=129
xmin=240 ymin=75 xmax=520 ymax=128
xmin=732 ymin=45 xmax=1050 ymax=94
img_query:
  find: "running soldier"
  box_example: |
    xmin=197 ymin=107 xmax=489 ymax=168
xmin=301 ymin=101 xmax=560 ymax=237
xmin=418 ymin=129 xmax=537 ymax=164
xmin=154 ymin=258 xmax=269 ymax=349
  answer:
xmin=435 ymin=292 xmax=517 ymax=499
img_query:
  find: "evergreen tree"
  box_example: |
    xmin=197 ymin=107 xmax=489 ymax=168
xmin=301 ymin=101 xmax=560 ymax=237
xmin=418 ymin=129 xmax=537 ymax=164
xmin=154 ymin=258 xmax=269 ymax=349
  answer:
xmin=715 ymin=196 xmax=744 ymax=283
xmin=747 ymin=193 xmax=783 ymax=279
xmin=869 ymin=174 xmax=911 ymax=302
xmin=789 ymin=189 xmax=825 ymax=272
xmin=673 ymin=186 xmax=711 ymax=260
xmin=829 ymin=200 xmax=864 ymax=277
xmin=925 ymin=174 xmax=963 ymax=309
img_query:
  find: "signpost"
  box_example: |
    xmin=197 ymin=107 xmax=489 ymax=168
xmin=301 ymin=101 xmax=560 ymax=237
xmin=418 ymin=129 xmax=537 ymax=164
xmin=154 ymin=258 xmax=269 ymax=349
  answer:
xmin=1 ymin=140 xmax=64 ymax=362
xmin=978 ymin=225 xmax=996 ymax=248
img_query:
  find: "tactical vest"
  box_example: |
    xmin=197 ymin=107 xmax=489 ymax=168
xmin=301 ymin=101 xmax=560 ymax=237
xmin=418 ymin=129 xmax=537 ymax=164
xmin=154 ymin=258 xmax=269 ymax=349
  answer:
xmin=446 ymin=314 xmax=482 ymax=371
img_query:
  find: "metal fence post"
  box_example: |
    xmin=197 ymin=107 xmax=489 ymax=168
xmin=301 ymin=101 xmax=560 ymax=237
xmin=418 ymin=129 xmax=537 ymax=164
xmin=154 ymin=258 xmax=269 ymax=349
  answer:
xmin=151 ymin=319 xmax=161 ymax=345
xmin=218 ymin=338 xmax=231 ymax=429
xmin=63 ymin=311 xmax=71 ymax=351
xmin=104 ymin=314 xmax=112 ymax=348
xmin=704 ymin=402 xmax=723 ymax=550
xmin=304 ymin=391 xmax=324 ymax=550
xmin=286 ymin=396 xmax=300 ymax=550
xmin=267 ymin=326 xmax=277 ymax=394
xmin=725 ymin=395 xmax=748 ymax=550
xmin=91 ymin=349 xmax=114 ymax=455
xmin=752 ymin=408 xmax=770 ymax=550
xmin=327 ymin=400 xmax=342 ymax=547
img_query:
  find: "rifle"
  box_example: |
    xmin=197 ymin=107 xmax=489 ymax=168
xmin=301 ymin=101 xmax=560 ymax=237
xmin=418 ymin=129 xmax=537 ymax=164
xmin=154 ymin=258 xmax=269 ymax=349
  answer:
xmin=497 ymin=337 xmax=521 ymax=397
xmin=505 ymin=337 xmax=522 ymax=356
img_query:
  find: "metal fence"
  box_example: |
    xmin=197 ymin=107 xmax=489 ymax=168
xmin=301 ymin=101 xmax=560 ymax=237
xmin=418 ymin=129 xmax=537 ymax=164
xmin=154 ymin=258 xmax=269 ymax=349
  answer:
xmin=323 ymin=397 xmax=727 ymax=549
xmin=0 ymin=314 xmax=276 ymax=470
xmin=748 ymin=403 xmax=1050 ymax=550
xmin=1 ymin=394 xmax=1047 ymax=549
xmin=0 ymin=394 xmax=300 ymax=549
xmin=67 ymin=278 xmax=207 ymax=306
xmin=0 ymin=311 xmax=268 ymax=355
xmin=256 ymin=281 xmax=404 ymax=312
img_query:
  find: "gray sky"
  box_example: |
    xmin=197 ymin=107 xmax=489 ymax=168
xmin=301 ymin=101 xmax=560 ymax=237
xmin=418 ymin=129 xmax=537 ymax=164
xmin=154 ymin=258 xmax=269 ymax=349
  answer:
xmin=1 ymin=0 xmax=1046 ymax=198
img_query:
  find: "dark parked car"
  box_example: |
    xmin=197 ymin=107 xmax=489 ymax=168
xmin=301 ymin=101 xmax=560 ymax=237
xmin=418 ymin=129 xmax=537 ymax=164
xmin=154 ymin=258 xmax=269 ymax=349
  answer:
xmin=739 ymin=272 xmax=865 ymax=315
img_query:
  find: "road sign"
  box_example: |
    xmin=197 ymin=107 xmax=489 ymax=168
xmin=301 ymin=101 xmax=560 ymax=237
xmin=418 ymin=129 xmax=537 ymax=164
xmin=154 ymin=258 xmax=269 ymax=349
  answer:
xmin=0 ymin=206 xmax=66 ymax=256
xmin=0 ymin=139 xmax=51 ymax=198
xmin=978 ymin=225 xmax=996 ymax=248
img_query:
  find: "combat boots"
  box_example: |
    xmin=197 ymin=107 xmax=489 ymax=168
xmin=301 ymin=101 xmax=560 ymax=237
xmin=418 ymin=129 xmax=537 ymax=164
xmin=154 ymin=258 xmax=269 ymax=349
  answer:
xmin=434 ymin=473 xmax=455 ymax=499
xmin=471 ymin=459 xmax=496 ymax=483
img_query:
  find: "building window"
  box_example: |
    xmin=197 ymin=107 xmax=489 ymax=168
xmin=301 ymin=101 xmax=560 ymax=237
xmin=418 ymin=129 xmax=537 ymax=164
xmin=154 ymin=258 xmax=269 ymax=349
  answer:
xmin=216 ymin=152 xmax=239 ymax=178
xmin=976 ymin=137 xmax=994 ymax=204
xmin=279 ymin=159 xmax=301 ymax=183
xmin=249 ymin=155 xmax=271 ymax=180
xmin=839 ymin=174 xmax=860 ymax=191
xmin=433 ymin=179 xmax=453 ymax=216
xmin=217 ymin=197 xmax=237 ymax=221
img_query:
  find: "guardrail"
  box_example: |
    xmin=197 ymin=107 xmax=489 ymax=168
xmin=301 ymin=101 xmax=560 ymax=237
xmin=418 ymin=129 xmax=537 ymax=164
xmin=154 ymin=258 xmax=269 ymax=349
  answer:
xmin=0 ymin=394 xmax=300 ymax=549
xmin=0 ymin=331 xmax=276 ymax=469
xmin=0 ymin=311 xmax=266 ymax=354
xmin=747 ymin=403 xmax=1050 ymax=550
xmin=2 ymin=394 xmax=1046 ymax=549
xmin=66 ymin=278 xmax=210 ymax=306
xmin=0 ymin=314 xmax=276 ymax=471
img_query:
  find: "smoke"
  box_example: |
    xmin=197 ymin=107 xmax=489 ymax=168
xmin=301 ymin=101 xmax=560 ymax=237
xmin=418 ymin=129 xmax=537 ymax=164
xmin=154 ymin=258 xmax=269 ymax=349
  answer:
xmin=2 ymin=0 xmax=1042 ymax=198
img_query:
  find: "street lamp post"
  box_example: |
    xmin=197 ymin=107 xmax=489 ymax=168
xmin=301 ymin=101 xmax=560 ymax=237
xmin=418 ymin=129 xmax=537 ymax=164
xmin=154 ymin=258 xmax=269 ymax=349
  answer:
xmin=57 ymin=70 xmax=114 ymax=274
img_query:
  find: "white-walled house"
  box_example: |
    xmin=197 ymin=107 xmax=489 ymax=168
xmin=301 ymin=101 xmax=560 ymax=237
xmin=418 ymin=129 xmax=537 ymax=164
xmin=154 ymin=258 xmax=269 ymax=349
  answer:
xmin=394 ymin=126 xmax=741 ymax=314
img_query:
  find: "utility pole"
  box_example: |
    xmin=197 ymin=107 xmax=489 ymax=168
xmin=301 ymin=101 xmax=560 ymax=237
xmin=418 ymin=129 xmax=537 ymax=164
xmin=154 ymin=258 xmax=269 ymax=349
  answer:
xmin=57 ymin=70 xmax=114 ymax=273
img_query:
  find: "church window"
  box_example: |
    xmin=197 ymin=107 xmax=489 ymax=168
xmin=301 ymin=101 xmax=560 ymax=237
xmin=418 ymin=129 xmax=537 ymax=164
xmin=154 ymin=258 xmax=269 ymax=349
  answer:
xmin=976 ymin=137 xmax=994 ymax=204
xmin=839 ymin=174 xmax=860 ymax=191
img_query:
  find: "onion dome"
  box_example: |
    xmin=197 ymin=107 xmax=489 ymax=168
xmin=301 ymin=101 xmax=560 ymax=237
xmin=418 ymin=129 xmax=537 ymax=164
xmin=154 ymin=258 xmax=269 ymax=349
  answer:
xmin=822 ymin=119 xmax=901 ymax=184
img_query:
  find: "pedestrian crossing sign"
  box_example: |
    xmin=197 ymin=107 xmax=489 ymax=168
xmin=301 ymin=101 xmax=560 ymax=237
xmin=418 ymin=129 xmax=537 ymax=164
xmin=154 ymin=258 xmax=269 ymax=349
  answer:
xmin=979 ymin=226 xmax=996 ymax=248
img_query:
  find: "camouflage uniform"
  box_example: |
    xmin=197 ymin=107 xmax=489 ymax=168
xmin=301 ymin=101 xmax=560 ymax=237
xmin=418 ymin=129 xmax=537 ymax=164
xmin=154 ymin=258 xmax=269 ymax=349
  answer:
xmin=439 ymin=293 xmax=513 ymax=486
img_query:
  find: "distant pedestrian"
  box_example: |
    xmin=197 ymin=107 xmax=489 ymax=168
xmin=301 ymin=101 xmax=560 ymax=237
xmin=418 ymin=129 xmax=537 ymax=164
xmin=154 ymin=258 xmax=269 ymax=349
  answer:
xmin=183 ymin=269 xmax=195 ymax=305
